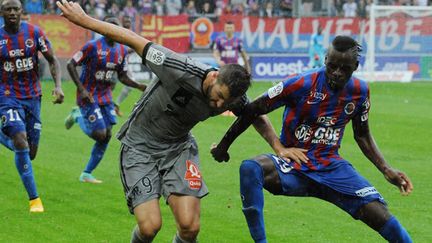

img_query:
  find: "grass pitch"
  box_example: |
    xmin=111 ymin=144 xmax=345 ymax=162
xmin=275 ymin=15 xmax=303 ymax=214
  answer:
xmin=0 ymin=81 xmax=431 ymax=242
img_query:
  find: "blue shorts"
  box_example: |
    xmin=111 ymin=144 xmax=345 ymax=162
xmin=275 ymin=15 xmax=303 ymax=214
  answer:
xmin=0 ymin=96 xmax=42 ymax=146
xmin=266 ymin=154 xmax=386 ymax=219
xmin=79 ymin=102 xmax=116 ymax=133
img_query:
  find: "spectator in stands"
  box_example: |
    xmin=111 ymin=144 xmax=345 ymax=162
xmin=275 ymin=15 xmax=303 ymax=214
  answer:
xmin=246 ymin=0 xmax=261 ymax=16
xmin=83 ymin=0 xmax=97 ymax=17
xmin=138 ymin=0 xmax=153 ymax=15
xmin=196 ymin=0 xmax=215 ymax=14
xmin=166 ymin=0 xmax=183 ymax=15
xmin=357 ymin=0 xmax=367 ymax=18
xmin=262 ymin=1 xmax=276 ymax=17
xmin=123 ymin=0 xmax=138 ymax=17
xmin=108 ymin=2 xmax=121 ymax=16
xmin=215 ymin=0 xmax=226 ymax=16
xmin=25 ymin=0 xmax=43 ymax=14
xmin=94 ymin=0 xmax=107 ymax=19
xmin=153 ymin=0 xmax=168 ymax=16
xmin=279 ymin=0 xmax=292 ymax=17
xmin=343 ymin=0 xmax=357 ymax=17
xmin=184 ymin=0 xmax=198 ymax=16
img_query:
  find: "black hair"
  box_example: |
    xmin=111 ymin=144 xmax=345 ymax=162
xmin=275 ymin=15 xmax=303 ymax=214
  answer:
xmin=225 ymin=21 xmax=234 ymax=25
xmin=218 ymin=64 xmax=251 ymax=98
xmin=331 ymin=35 xmax=362 ymax=59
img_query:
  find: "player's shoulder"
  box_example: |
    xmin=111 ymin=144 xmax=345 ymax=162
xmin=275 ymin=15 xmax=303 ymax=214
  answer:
xmin=22 ymin=22 xmax=42 ymax=34
xmin=348 ymin=75 xmax=369 ymax=94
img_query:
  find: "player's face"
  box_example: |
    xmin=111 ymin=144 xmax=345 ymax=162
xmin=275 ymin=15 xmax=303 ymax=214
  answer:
xmin=2 ymin=0 xmax=22 ymax=27
xmin=206 ymin=81 xmax=232 ymax=109
xmin=224 ymin=24 xmax=235 ymax=36
xmin=123 ymin=18 xmax=132 ymax=29
xmin=325 ymin=49 xmax=358 ymax=90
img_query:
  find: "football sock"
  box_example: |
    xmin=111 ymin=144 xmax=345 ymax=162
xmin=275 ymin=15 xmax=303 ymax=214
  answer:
xmin=15 ymin=148 xmax=38 ymax=200
xmin=0 ymin=129 xmax=14 ymax=151
xmin=84 ymin=141 xmax=108 ymax=173
xmin=240 ymin=160 xmax=267 ymax=243
xmin=77 ymin=116 xmax=91 ymax=136
xmin=172 ymin=232 xmax=197 ymax=243
xmin=117 ymin=86 xmax=132 ymax=105
xmin=378 ymin=216 xmax=412 ymax=243
xmin=131 ymin=225 xmax=153 ymax=243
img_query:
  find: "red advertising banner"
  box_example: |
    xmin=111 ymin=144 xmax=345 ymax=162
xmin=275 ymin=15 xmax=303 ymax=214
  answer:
xmin=141 ymin=14 xmax=190 ymax=53
xmin=29 ymin=15 xmax=91 ymax=58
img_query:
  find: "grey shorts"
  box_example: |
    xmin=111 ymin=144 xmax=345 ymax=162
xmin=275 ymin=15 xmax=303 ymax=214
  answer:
xmin=119 ymin=139 xmax=209 ymax=214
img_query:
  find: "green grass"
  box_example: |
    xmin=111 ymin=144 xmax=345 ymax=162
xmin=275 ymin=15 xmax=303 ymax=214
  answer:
xmin=0 ymin=81 xmax=431 ymax=242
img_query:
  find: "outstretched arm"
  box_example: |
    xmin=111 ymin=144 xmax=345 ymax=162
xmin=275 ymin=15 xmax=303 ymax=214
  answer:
xmin=56 ymin=0 xmax=149 ymax=56
xmin=42 ymin=49 xmax=64 ymax=104
xmin=352 ymin=114 xmax=413 ymax=195
xmin=211 ymin=96 xmax=272 ymax=162
xmin=118 ymin=72 xmax=147 ymax=92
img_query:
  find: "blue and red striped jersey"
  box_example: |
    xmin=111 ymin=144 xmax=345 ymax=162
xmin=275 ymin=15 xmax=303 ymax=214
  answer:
xmin=264 ymin=67 xmax=371 ymax=171
xmin=0 ymin=22 xmax=52 ymax=99
xmin=71 ymin=37 xmax=128 ymax=106
xmin=213 ymin=36 xmax=243 ymax=64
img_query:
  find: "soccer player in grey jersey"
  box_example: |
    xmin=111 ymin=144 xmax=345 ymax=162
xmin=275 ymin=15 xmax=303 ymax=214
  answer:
xmin=57 ymin=1 xmax=279 ymax=242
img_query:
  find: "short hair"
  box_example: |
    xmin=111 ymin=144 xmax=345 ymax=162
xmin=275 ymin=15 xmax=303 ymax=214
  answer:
xmin=331 ymin=35 xmax=362 ymax=59
xmin=103 ymin=15 xmax=120 ymax=25
xmin=218 ymin=64 xmax=251 ymax=98
xmin=225 ymin=21 xmax=234 ymax=25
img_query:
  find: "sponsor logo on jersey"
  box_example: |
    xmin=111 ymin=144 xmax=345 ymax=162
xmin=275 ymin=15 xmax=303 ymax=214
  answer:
xmin=355 ymin=186 xmax=378 ymax=197
xmin=38 ymin=37 xmax=48 ymax=52
xmin=361 ymin=113 xmax=368 ymax=122
xmin=34 ymin=123 xmax=42 ymax=130
xmin=184 ymin=160 xmax=202 ymax=190
xmin=97 ymin=49 xmax=110 ymax=57
xmin=146 ymin=46 xmax=165 ymax=65
xmin=344 ymin=102 xmax=355 ymax=115
xmin=295 ymin=124 xmax=342 ymax=146
xmin=295 ymin=124 xmax=313 ymax=142
xmin=0 ymin=39 xmax=8 ymax=46
xmin=362 ymin=98 xmax=370 ymax=110
xmin=268 ymin=82 xmax=283 ymax=99
xmin=25 ymin=39 xmax=34 ymax=48
xmin=106 ymin=62 xmax=116 ymax=69
xmin=307 ymin=90 xmax=327 ymax=105
xmin=73 ymin=51 xmax=83 ymax=62
xmin=4 ymin=58 xmax=34 ymax=72
xmin=317 ymin=116 xmax=337 ymax=126
xmin=9 ymin=49 xmax=25 ymax=57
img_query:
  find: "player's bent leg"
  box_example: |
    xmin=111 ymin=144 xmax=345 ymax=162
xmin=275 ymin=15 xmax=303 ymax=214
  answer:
xmin=80 ymin=129 xmax=111 ymax=183
xmin=28 ymin=144 xmax=38 ymax=161
xmin=240 ymin=155 xmax=281 ymax=243
xmin=357 ymin=201 xmax=412 ymax=243
xmin=168 ymin=194 xmax=200 ymax=242
xmin=132 ymin=199 xmax=162 ymax=243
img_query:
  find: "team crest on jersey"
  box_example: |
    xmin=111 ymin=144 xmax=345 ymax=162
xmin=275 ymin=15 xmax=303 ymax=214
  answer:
xmin=1 ymin=115 xmax=6 ymax=125
xmin=184 ymin=160 xmax=202 ymax=190
xmin=146 ymin=46 xmax=165 ymax=65
xmin=3 ymin=62 xmax=15 ymax=72
xmin=118 ymin=56 xmax=123 ymax=64
xmin=344 ymin=102 xmax=355 ymax=115
xmin=88 ymin=114 xmax=97 ymax=123
xmin=268 ymin=82 xmax=283 ymax=99
xmin=362 ymin=98 xmax=370 ymax=110
xmin=25 ymin=39 xmax=34 ymax=48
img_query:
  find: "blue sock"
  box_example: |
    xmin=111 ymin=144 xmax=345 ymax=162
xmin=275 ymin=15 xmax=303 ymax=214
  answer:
xmin=379 ymin=216 xmax=412 ymax=243
xmin=84 ymin=141 xmax=108 ymax=173
xmin=0 ymin=129 xmax=14 ymax=151
xmin=15 ymin=149 xmax=38 ymax=200
xmin=240 ymin=160 xmax=267 ymax=243
xmin=77 ymin=116 xmax=91 ymax=136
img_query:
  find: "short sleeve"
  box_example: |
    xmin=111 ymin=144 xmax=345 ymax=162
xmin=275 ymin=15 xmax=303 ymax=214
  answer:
xmin=71 ymin=42 xmax=93 ymax=66
xmin=36 ymin=28 xmax=53 ymax=53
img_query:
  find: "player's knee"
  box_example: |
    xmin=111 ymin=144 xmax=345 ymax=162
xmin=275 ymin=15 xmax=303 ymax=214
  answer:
xmin=240 ymin=160 xmax=263 ymax=182
xmin=176 ymin=218 xmax=200 ymax=241
xmin=136 ymin=219 xmax=162 ymax=239
xmin=92 ymin=131 xmax=108 ymax=143
xmin=12 ymin=133 xmax=28 ymax=150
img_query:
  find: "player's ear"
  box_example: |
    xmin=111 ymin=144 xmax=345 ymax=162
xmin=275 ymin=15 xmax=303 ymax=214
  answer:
xmin=212 ymin=71 xmax=219 ymax=83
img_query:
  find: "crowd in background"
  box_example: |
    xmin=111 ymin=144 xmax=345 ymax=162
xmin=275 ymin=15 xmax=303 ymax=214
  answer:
xmin=16 ymin=0 xmax=432 ymax=20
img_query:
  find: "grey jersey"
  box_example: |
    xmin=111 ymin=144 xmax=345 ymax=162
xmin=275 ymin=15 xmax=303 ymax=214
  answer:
xmin=117 ymin=43 xmax=247 ymax=149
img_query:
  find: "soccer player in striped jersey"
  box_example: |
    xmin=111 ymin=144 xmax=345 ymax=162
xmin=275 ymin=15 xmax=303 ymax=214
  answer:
xmin=213 ymin=21 xmax=250 ymax=117
xmin=57 ymin=2 xmax=275 ymax=242
xmin=213 ymin=21 xmax=250 ymax=73
xmin=64 ymin=16 xmax=146 ymax=184
xmin=212 ymin=36 xmax=413 ymax=242
xmin=0 ymin=0 xmax=64 ymax=213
